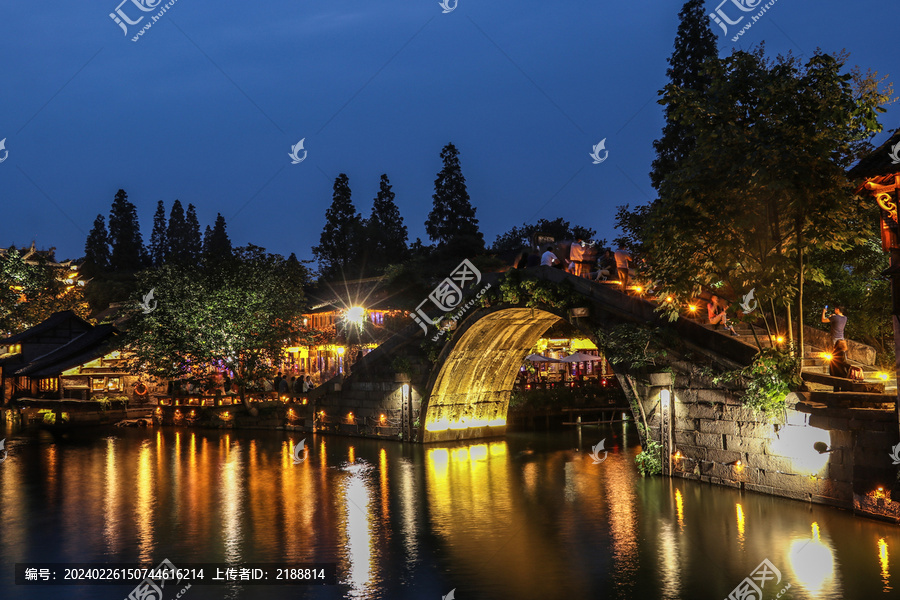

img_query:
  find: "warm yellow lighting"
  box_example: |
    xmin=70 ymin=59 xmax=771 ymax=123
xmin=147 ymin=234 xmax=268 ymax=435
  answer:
xmin=675 ymin=488 xmax=684 ymax=528
xmin=379 ymin=414 xmax=386 ymax=423
xmin=337 ymin=346 xmax=346 ymax=356
xmin=346 ymin=305 xmax=365 ymax=323
xmin=770 ymin=426 xmax=832 ymax=475
xmin=875 ymin=486 xmax=886 ymax=499
xmin=673 ymin=450 xmax=682 ymax=460
xmin=879 ymin=538 xmax=890 ymax=588
xmin=318 ymin=410 xmax=326 ymax=417
xmin=878 ymin=372 xmax=889 ymax=381
xmin=736 ymin=503 xmax=745 ymax=542
xmin=665 ymin=296 xmax=673 ymax=303
xmin=632 ymin=285 xmax=644 ymax=293
xmin=734 ymin=459 xmax=742 ymax=467
xmin=424 ymin=416 xmax=507 ymax=432
xmin=823 ymin=353 xmax=834 ymax=362
xmin=776 ymin=336 xmax=785 ymax=344
xmin=687 ymin=304 xmax=698 ymax=313
xmin=789 ymin=522 xmax=834 ymax=595
xmin=347 ymin=412 xmax=354 ymax=422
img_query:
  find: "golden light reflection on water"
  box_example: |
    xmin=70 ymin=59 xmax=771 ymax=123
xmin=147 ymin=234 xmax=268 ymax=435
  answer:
xmin=788 ymin=521 xmax=836 ymax=597
xmin=341 ymin=462 xmax=375 ymax=598
xmin=104 ymin=437 xmax=120 ymax=553
xmin=657 ymin=519 xmax=680 ymax=598
xmin=604 ymin=451 xmax=638 ymax=580
xmin=879 ymin=538 xmax=891 ymax=593
xmin=675 ymin=488 xmax=684 ymax=530
xmin=135 ymin=441 xmax=155 ymax=562
xmin=736 ymin=503 xmax=745 ymax=548
xmin=219 ymin=437 xmax=243 ymax=563
xmin=396 ymin=458 xmax=418 ymax=565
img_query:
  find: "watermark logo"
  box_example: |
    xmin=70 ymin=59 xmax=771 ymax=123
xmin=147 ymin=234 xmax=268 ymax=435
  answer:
xmin=589 ymin=439 xmax=607 ymax=464
xmin=439 ymin=0 xmax=457 ymax=13
xmin=442 ymin=589 xmax=456 ymax=600
xmin=411 ymin=259 xmax=491 ymax=341
xmin=140 ymin=289 xmax=158 ymax=314
xmin=0 ymin=138 xmax=8 ymax=163
xmin=0 ymin=439 xmax=7 ymax=463
xmin=710 ymin=0 xmax=778 ymax=42
xmin=111 ymin=0 xmax=181 ymax=42
xmin=589 ymin=138 xmax=608 ymax=164
xmin=289 ymin=139 xmax=307 ymax=164
xmin=124 ymin=558 xmax=190 ymax=600
xmin=725 ymin=558 xmax=790 ymax=600
xmin=740 ymin=288 xmax=758 ymax=314
xmin=889 ymin=142 xmax=900 ymax=165
xmin=292 ymin=438 xmax=306 ymax=464
xmin=889 ymin=442 xmax=900 ymax=465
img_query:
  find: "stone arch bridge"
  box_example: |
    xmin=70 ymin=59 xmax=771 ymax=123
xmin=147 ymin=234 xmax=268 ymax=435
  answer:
xmin=309 ymin=267 xmax=757 ymax=443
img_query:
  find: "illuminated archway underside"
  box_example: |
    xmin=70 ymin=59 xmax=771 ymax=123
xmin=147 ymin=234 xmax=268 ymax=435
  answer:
xmin=421 ymin=307 xmax=564 ymax=443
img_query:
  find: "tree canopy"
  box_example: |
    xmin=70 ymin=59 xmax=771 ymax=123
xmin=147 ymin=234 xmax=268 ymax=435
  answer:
xmin=124 ymin=245 xmax=311 ymax=406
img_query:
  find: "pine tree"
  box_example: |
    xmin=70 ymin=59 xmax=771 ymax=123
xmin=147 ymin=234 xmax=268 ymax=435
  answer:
xmin=166 ymin=200 xmax=188 ymax=264
xmin=425 ymin=143 xmax=484 ymax=250
xmin=649 ymin=0 xmax=719 ymax=191
xmin=367 ymin=174 xmax=408 ymax=272
xmin=312 ymin=174 xmax=363 ymax=280
xmin=84 ymin=215 xmax=110 ymax=271
xmin=149 ymin=200 xmax=168 ymax=267
xmin=108 ymin=189 xmax=146 ymax=271
xmin=203 ymin=213 xmax=233 ymax=261
xmin=185 ymin=204 xmax=202 ymax=264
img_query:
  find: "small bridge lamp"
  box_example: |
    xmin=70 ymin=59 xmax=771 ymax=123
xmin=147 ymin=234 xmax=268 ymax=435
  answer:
xmin=813 ymin=441 xmax=836 ymax=454
xmin=660 ymin=389 xmax=671 ymax=409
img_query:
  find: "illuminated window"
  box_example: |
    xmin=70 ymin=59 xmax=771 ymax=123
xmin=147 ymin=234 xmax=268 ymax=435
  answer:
xmin=107 ymin=377 xmax=122 ymax=392
xmin=39 ymin=378 xmax=58 ymax=392
xmin=91 ymin=378 xmax=106 ymax=392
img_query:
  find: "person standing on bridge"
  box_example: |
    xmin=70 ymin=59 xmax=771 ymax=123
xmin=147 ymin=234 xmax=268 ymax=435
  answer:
xmin=541 ymin=246 xmax=560 ymax=268
xmin=821 ymin=306 xmax=847 ymax=347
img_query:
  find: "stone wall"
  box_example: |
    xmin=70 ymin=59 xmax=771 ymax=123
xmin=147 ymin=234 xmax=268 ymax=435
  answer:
xmin=634 ymin=371 xmax=900 ymax=520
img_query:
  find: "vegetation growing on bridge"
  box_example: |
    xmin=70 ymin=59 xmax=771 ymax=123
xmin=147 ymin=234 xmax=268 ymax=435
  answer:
xmin=711 ymin=347 xmax=801 ymax=418
xmin=634 ymin=423 xmax=663 ymax=477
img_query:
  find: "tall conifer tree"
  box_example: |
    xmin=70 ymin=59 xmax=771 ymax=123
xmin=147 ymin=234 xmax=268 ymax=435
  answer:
xmin=425 ymin=143 xmax=483 ymax=250
xmin=149 ymin=200 xmax=168 ymax=267
xmin=108 ymin=189 xmax=145 ymax=271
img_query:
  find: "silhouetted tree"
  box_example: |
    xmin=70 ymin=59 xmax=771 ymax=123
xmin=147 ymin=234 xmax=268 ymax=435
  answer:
xmin=149 ymin=200 xmax=168 ymax=267
xmin=313 ymin=174 xmax=364 ymax=279
xmin=166 ymin=200 xmax=188 ymax=265
xmin=185 ymin=203 xmax=202 ymax=264
xmin=650 ymin=0 xmax=719 ymax=192
xmin=425 ymin=143 xmax=484 ymax=252
xmin=492 ymin=218 xmax=597 ymax=253
xmin=84 ymin=214 xmax=110 ymax=271
xmin=108 ymin=189 xmax=146 ymax=271
xmin=366 ymin=174 xmax=408 ymax=272
xmin=203 ymin=213 xmax=233 ymax=262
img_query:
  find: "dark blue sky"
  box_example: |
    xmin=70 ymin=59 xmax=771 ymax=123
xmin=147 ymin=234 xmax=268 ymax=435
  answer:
xmin=1 ymin=0 xmax=897 ymax=263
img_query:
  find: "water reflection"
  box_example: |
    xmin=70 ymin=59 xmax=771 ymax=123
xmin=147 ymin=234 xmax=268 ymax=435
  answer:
xmin=0 ymin=425 xmax=898 ymax=599
xmin=788 ymin=522 xmax=837 ymax=597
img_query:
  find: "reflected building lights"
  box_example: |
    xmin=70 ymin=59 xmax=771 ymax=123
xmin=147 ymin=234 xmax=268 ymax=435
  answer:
xmin=674 ymin=488 xmax=684 ymax=530
xmin=103 ymin=437 xmax=120 ymax=553
xmin=879 ymin=538 xmax=891 ymax=592
xmin=342 ymin=462 xmax=374 ymax=598
xmin=736 ymin=503 xmax=745 ymax=547
xmin=135 ymin=442 xmax=155 ymax=563
xmin=219 ymin=441 xmax=243 ymax=564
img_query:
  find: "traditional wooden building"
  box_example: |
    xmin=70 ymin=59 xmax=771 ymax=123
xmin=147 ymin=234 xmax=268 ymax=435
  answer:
xmin=0 ymin=310 xmax=144 ymax=405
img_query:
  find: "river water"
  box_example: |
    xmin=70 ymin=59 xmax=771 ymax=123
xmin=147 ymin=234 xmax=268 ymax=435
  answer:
xmin=0 ymin=421 xmax=898 ymax=599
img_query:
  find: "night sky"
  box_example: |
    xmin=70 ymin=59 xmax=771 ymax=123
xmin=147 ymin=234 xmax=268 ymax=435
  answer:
xmin=1 ymin=0 xmax=896 ymax=263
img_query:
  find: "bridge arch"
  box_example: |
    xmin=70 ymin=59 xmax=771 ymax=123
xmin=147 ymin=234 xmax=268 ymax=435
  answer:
xmin=416 ymin=268 xmax=757 ymax=443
